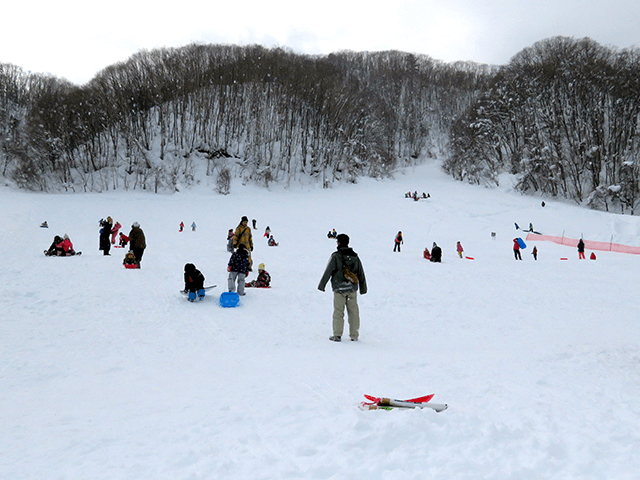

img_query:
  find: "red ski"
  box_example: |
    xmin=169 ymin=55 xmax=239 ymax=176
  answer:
xmin=361 ymin=394 xmax=447 ymax=412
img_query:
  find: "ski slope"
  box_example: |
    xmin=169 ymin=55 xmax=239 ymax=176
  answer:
xmin=2 ymin=160 xmax=640 ymax=479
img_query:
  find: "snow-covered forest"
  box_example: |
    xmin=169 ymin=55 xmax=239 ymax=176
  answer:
xmin=2 ymin=37 xmax=640 ymax=214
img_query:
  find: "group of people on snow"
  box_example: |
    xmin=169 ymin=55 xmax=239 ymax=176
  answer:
xmin=44 ymin=234 xmax=79 ymax=257
xmin=404 ymin=191 xmax=430 ymax=201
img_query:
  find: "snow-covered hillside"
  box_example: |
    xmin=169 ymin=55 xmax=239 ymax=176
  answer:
xmin=2 ymin=160 xmax=640 ymax=479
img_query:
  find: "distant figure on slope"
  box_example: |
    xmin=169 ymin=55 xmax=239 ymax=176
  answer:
xmin=327 ymin=229 xmax=337 ymax=239
xmin=513 ymin=238 xmax=522 ymax=260
xmin=184 ymin=263 xmax=206 ymax=301
xmin=578 ymin=238 xmax=586 ymax=260
xmin=394 ymin=231 xmax=403 ymax=252
xmin=590 ymin=252 xmax=597 ymax=260
xmin=246 ymin=263 xmax=271 ymax=288
xmin=430 ymin=242 xmax=442 ymax=263
xmin=179 ymin=221 xmax=184 ymax=232
xmin=422 ymin=192 xmax=430 ymax=199
xmin=227 ymin=229 xmax=235 ymax=252
xmin=40 ymin=221 xmax=48 ymax=228
xmin=318 ymin=233 xmax=367 ymax=342
xmin=228 ymin=243 xmax=250 ymax=296
xmin=456 ymin=241 xmax=464 ymax=259
xmin=532 ymin=246 xmax=538 ymax=261
xmin=268 ymin=235 xmax=279 ymax=246
xmin=528 ymin=223 xmax=534 ymax=232
xmin=191 ymin=222 xmax=196 ymax=232
xmin=128 ymin=222 xmax=146 ymax=265
xmin=111 ymin=222 xmax=122 ymax=244
xmin=252 ymin=219 xmax=257 ymax=230
xmin=423 ymin=247 xmax=431 ymax=260
xmin=264 ymin=226 xmax=271 ymax=238
xmin=99 ymin=217 xmax=114 ymax=256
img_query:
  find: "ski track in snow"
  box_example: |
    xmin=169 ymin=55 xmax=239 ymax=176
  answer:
xmin=2 ymin=161 xmax=640 ymax=479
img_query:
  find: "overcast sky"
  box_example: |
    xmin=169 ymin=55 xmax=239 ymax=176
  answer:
xmin=2 ymin=0 xmax=639 ymax=85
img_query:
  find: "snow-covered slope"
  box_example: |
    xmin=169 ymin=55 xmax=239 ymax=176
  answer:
xmin=2 ymin=160 xmax=640 ymax=479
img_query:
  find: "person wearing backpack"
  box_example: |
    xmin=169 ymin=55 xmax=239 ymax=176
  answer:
xmin=318 ymin=233 xmax=367 ymax=342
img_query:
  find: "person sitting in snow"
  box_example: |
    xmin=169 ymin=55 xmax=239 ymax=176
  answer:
xmin=183 ymin=263 xmax=206 ymax=301
xmin=327 ymin=229 xmax=337 ymax=239
xmin=246 ymin=263 xmax=271 ymax=288
xmin=423 ymin=247 xmax=431 ymax=260
xmin=57 ymin=234 xmax=78 ymax=256
xmin=45 ymin=235 xmax=64 ymax=256
xmin=268 ymin=235 xmax=279 ymax=246
xmin=123 ymin=251 xmax=139 ymax=268
xmin=430 ymin=242 xmax=442 ymax=263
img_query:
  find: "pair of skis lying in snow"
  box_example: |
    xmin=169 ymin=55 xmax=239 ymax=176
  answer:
xmin=360 ymin=394 xmax=448 ymax=412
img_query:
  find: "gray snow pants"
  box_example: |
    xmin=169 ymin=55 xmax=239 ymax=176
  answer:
xmin=228 ymin=272 xmax=246 ymax=295
xmin=332 ymin=290 xmax=360 ymax=340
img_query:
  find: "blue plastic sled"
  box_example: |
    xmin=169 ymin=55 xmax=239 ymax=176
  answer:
xmin=517 ymin=237 xmax=527 ymax=249
xmin=219 ymin=291 xmax=240 ymax=308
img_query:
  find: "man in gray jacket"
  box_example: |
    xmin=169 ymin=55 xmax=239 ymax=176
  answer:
xmin=318 ymin=234 xmax=367 ymax=342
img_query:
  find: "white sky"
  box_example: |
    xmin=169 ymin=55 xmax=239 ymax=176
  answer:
xmin=2 ymin=0 xmax=639 ymax=85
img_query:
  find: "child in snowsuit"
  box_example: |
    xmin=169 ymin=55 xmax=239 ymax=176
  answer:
xmin=228 ymin=243 xmax=251 ymax=295
xmin=179 ymin=222 xmax=184 ymax=232
xmin=456 ymin=241 xmax=464 ymax=258
xmin=423 ymin=247 xmax=431 ymax=260
xmin=227 ymin=229 xmax=235 ymax=252
xmin=184 ymin=263 xmax=206 ymax=301
xmin=264 ymin=226 xmax=271 ymax=238
xmin=246 ymin=263 xmax=271 ymax=288
xmin=119 ymin=232 xmax=129 ymax=248
xmin=123 ymin=251 xmax=139 ymax=268
xmin=111 ymin=222 xmax=121 ymax=244
xmin=532 ymin=246 xmax=538 ymax=260
xmin=268 ymin=235 xmax=279 ymax=246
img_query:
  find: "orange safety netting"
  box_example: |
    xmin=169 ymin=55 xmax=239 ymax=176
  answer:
xmin=525 ymin=233 xmax=640 ymax=255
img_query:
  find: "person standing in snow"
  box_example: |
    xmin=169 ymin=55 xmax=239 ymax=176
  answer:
xmin=234 ymin=216 xmax=253 ymax=268
xmin=191 ymin=222 xmax=196 ymax=232
xmin=318 ymin=233 xmax=367 ymax=342
xmin=513 ymin=238 xmax=522 ymax=260
xmin=532 ymin=246 xmax=538 ymax=261
xmin=128 ymin=222 xmax=146 ymax=265
xmin=99 ymin=217 xmax=113 ymax=256
xmin=456 ymin=241 xmax=464 ymax=258
xmin=577 ymin=238 xmax=586 ymax=259
xmin=228 ymin=243 xmax=250 ymax=295
xmin=394 ymin=231 xmax=403 ymax=252
xmin=179 ymin=221 xmax=184 ymax=232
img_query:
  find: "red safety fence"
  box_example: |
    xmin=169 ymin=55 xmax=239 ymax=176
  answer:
xmin=525 ymin=233 xmax=640 ymax=255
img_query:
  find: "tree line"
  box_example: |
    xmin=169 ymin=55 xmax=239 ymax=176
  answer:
xmin=444 ymin=36 xmax=640 ymax=214
xmin=0 ymin=44 xmax=488 ymax=193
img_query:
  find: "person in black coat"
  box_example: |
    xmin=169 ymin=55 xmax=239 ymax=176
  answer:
xmin=128 ymin=222 xmax=147 ymax=264
xmin=184 ymin=263 xmax=206 ymax=301
xmin=228 ymin=243 xmax=251 ymax=295
xmin=430 ymin=242 xmax=442 ymax=263
xmin=99 ymin=217 xmax=113 ymax=255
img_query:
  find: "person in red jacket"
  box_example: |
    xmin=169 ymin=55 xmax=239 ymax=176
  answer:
xmin=513 ymin=238 xmax=522 ymax=260
xmin=57 ymin=234 xmax=79 ymax=256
